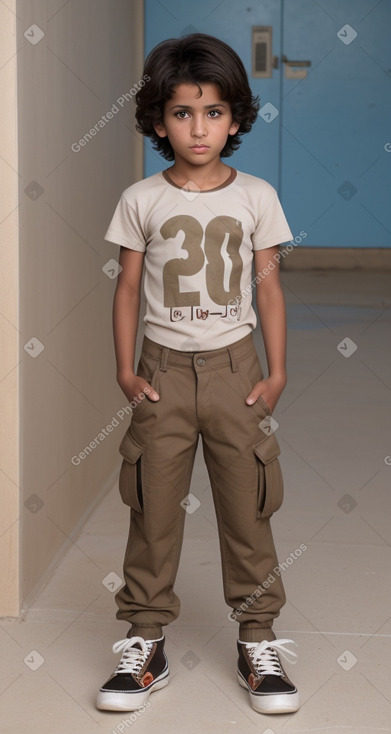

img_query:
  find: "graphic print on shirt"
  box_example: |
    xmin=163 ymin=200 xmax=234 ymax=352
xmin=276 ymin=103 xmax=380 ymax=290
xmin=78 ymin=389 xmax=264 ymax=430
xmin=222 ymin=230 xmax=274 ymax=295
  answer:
xmin=161 ymin=214 xmax=244 ymax=324
xmin=104 ymin=169 xmax=294 ymax=350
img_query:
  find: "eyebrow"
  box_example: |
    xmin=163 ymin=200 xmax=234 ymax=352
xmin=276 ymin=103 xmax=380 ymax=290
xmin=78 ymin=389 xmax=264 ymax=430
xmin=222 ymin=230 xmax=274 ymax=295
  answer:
xmin=168 ymin=103 xmax=227 ymax=111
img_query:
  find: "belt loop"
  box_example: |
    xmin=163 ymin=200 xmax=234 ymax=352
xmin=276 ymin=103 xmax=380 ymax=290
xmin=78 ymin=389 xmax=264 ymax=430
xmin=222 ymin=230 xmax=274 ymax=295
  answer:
xmin=228 ymin=345 xmax=239 ymax=373
xmin=159 ymin=346 xmax=170 ymax=372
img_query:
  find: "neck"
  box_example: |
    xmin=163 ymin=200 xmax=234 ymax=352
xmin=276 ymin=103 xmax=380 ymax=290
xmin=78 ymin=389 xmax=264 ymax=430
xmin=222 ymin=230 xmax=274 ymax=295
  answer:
xmin=167 ymin=158 xmax=231 ymax=191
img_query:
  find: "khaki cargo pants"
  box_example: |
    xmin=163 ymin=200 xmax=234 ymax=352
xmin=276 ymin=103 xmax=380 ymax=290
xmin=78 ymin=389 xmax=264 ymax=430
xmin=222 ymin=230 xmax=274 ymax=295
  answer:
xmin=115 ymin=332 xmax=286 ymax=643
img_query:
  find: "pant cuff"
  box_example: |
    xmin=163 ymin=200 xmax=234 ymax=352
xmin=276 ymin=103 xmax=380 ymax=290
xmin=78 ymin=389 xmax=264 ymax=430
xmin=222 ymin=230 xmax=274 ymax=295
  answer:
xmin=127 ymin=624 xmax=163 ymax=641
xmin=238 ymin=624 xmax=276 ymax=643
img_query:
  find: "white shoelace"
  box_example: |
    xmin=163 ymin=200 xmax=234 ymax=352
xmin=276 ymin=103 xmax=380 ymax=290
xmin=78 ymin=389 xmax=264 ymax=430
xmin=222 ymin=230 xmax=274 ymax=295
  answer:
xmin=243 ymin=638 xmax=298 ymax=677
xmin=112 ymin=636 xmax=153 ymax=675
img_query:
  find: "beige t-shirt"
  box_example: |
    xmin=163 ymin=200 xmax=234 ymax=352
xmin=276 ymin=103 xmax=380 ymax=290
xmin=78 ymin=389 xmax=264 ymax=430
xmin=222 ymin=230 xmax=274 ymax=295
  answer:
xmin=105 ymin=168 xmax=293 ymax=350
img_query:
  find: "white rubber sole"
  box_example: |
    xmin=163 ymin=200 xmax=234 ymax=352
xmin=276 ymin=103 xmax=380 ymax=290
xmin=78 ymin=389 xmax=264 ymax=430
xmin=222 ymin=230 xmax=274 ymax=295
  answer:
xmin=96 ymin=669 xmax=170 ymax=711
xmin=237 ymin=672 xmax=300 ymax=714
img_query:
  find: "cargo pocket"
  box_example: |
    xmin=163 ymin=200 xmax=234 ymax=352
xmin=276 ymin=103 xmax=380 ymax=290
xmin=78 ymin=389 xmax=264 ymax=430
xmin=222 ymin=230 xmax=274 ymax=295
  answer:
xmin=118 ymin=430 xmax=144 ymax=512
xmin=254 ymin=433 xmax=284 ymax=518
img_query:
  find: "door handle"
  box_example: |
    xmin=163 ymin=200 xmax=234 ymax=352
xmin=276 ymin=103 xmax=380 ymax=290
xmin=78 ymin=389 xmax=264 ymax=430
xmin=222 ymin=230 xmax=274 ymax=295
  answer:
xmin=282 ymin=54 xmax=311 ymax=67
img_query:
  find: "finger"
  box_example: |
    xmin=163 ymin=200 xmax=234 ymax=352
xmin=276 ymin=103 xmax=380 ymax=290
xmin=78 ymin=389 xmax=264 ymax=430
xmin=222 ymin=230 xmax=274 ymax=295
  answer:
xmin=246 ymin=390 xmax=261 ymax=405
xmin=142 ymin=383 xmax=160 ymax=402
xmin=245 ymin=382 xmax=265 ymax=405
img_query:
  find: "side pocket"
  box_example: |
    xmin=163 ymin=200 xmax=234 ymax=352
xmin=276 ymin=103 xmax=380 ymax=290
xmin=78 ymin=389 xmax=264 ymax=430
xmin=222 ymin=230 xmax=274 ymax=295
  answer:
xmin=118 ymin=429 xmax=144 ymax=512
xmin=254 ymin=433 xmax=284 ymax=518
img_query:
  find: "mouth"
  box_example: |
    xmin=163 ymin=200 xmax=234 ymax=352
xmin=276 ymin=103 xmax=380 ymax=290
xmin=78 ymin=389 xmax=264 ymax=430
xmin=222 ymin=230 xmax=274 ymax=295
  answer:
xmin=190 ymin=144 xmax=210 ymax=152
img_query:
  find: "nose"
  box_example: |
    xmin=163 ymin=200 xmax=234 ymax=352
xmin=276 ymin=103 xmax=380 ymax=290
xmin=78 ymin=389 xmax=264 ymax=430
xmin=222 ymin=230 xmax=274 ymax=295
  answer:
xmin=191 ymin=113 xmax=206 ymax=138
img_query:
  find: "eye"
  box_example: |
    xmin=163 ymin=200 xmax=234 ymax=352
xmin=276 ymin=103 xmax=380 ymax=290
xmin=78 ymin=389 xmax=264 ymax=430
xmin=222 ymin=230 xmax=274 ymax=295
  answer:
xmin=208 ymin=109 xmax=222 ymax=118
xmin=175 ymin=110 xmax=190 ymax=119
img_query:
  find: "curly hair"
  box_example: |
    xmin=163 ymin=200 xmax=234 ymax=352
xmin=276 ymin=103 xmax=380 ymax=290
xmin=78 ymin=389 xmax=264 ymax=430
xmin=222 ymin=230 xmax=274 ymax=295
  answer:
xmin=135 ymin=33 xmax=260 ymax=160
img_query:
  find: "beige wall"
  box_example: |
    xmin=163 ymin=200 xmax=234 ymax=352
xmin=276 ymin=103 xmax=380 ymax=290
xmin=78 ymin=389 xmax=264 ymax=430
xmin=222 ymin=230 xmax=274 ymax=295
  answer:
xmin=0 ymin=0 xmax=20 ymax=616
xmin=0 ymin=0 xmax=144 ymax=616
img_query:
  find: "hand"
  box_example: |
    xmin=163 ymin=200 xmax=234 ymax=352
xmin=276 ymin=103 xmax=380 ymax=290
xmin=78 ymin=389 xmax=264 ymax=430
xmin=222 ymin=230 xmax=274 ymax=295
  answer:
xmin=246 ymin=374 xmax=287 ymax=414
xmin=117 ymin=373 xmax=160 ymax=406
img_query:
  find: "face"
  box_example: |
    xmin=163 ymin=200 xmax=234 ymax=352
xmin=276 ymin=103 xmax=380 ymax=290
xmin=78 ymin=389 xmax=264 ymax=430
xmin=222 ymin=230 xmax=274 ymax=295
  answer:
xmin=154 ymin=83 xmax=240 ymax=165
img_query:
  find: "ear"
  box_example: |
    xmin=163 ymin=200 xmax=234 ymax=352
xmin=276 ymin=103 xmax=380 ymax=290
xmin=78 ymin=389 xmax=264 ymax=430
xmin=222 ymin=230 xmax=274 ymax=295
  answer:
xmin=228 ymin=119 xmax=240 ymax=136
xmin=154 ymin=121 xmax=167 ymax=138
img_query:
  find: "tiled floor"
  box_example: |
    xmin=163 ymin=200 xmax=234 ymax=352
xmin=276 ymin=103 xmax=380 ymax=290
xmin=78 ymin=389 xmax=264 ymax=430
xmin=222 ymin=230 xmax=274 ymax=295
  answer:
xmin=1 ymin=270 xmax=391 ymax=734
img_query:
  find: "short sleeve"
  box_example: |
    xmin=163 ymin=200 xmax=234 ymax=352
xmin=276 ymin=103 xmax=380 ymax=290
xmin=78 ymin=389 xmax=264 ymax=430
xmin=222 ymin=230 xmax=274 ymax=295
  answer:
xmin=104 ymin=194 xmax=146 ymax=252
xmin=252 ymin=188 xmax=293 ymax=250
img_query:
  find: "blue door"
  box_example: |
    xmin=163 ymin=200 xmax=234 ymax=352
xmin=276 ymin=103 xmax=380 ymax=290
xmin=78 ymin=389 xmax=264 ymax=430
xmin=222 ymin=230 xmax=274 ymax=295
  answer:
xmin=144 ymin=0 xmax=391 ymax=248
xmin=281 ymin=0 xmax=391 ymax=248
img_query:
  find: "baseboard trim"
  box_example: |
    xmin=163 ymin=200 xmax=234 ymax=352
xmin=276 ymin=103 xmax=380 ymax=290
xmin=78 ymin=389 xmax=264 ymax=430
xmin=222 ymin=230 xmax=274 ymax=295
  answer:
xmin=281 ymin=247 xmax=391 ymax=270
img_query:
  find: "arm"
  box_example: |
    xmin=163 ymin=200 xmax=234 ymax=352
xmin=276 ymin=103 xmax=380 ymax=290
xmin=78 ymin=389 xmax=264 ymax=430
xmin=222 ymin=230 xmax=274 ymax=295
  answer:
xmin=245 ymin=246 xmax=287 ymax=413
xmin=113 ymin=246 xmax=159 ymax=403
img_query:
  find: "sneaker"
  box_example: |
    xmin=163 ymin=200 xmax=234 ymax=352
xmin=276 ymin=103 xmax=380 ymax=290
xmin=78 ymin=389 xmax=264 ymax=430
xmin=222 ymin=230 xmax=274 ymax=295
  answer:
xmin=96 ymin=635 xmax=169 ymax=711
xmin=237 ymin=638 xmax=299 ymax=714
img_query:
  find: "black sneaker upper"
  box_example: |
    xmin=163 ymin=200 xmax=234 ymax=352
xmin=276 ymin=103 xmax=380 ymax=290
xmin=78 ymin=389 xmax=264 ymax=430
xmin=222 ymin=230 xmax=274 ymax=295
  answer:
xmin=100 ymin=636 xmax=168 ymax=693
xmin=237 ymin=638 xmax=298 ymax=695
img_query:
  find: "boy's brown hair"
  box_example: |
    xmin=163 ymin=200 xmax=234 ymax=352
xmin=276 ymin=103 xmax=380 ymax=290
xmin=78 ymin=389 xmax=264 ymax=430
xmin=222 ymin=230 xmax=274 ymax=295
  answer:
xmin=135 ymin=33 xmax=260 ymax=160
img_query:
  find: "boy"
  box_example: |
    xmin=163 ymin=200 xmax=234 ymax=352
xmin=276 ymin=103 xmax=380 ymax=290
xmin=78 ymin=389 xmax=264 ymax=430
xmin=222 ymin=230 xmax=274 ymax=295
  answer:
xmin=97 ymin=33 xmax=299 ymax=716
